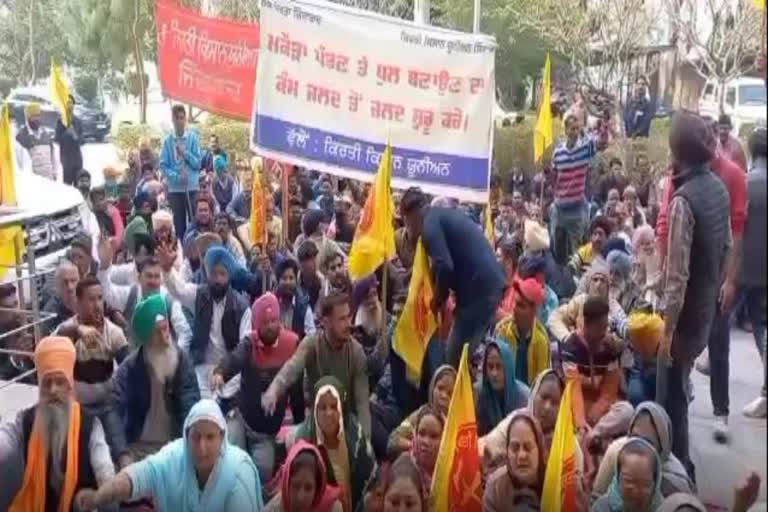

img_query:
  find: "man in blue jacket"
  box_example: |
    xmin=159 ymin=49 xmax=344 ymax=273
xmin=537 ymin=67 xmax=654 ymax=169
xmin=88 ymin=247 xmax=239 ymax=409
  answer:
xmin=624 ymin=77 xmax=653 ymax=138
xmin=160 ymin=105 xmax=202 ymax=238
xmin=400 ymin=188 xmax=506 ymax=368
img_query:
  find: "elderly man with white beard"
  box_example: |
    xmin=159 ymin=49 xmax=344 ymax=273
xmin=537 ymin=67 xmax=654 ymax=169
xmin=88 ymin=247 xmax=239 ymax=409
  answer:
xmin=0 ymin=336 xmax=116 ymax=512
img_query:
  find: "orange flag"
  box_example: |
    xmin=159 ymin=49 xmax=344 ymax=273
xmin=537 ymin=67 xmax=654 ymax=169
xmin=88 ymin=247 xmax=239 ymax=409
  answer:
xmin=249 ymin=158 xmax=266 ymax=247
xmin=431 ymin=344 xmax=483 ymax=511
xmin=541 ymin=380 xmax=579 ymax=510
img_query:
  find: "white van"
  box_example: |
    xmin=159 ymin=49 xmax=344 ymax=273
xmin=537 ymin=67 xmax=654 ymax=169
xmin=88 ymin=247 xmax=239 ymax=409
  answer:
xmin=699 ymin=77 xmax=767 ymax=134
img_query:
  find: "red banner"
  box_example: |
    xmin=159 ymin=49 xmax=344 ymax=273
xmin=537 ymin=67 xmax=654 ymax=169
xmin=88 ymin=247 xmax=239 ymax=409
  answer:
xmin=155 ymin=0 xmax=260 ymax=120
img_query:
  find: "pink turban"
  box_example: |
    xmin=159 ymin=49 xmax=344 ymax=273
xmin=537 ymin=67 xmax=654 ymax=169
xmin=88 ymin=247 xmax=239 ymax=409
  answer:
xmin=513 ymin=277 xmax=546 ymax=306
xmin=252 ymin=292 xmax=280 ymax=331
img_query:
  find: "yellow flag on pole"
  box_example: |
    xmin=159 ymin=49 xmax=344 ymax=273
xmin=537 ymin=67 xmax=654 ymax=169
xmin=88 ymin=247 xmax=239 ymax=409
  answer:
xmin=534 ymin=53 xmax=554 ymax=163
xmin=348 ymin=143 xmax=396 ymax=280
xmin=249 ymin=158 xmax=266 ymax=247
xmin=754 ymin=0 xmax=765 ymax=9
xmin=541 ymin=380 xmax=579 ymax=510
xmin=431 ymin=344 xmax=483 ymax=511
xmin=393 ymin=240 xmax=437 ymax=383
xmin=50 ymin=59 xmax=72 ymax=128
xmin=0 ymin=103 xmax=24 ymax=279
xmin=484 ymin=206 xmax=495 ymax=250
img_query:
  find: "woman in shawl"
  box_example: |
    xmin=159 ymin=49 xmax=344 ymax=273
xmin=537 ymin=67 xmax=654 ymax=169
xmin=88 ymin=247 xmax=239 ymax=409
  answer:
xmin=387 ymin=365 xmax=456 ymax=457
xmin=483 ymin=410 xmax=547 ymax=511
xmin=593 ymin=402 xmax=694 ymax=498
xmin=410 ymin=406 xmax=444 ymax=492
xmin=383 ymin=454 xmax=429 ymax=512
xmin=592 ymin=437 xmax=664 ymax=512
xmin=658 ymin=493 xmax=707 ymax=512
xmin=265 ymin=440 xmax=343 ymax=512
xmin=85 ymin=399 xmax=263 ymax=511
xmin=476 ymin=340 xmax=530 ymax=435
xmin=295 ymin=377 xmax=377 ymax=512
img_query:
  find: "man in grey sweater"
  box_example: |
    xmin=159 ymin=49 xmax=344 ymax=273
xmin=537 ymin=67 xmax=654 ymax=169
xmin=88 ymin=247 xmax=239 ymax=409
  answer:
xmin=741 ymin=127 xmax=767 ymax=419
xmin=261 ymin=292 xmax=372 ymax=437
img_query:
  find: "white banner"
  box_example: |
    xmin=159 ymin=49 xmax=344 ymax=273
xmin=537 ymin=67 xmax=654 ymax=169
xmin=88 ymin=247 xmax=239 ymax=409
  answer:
xmin=251 ymin=0 xmax=496 ymax=202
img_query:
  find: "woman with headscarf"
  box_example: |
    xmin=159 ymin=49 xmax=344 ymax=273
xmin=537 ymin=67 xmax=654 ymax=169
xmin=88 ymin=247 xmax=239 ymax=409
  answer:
xmin=382 ymin=454 xmax=429 ymax=512
xmin=265 ymin=440 xmax=343 ymax=512
xmin=476 ymin=340 xmax=530 ymax=436
xmin=593 ymin=402 xmax=694 ymax=499
xmin=294 ymin=377 xmax=376 ymax=512
xmin=658 ymin=493 xmax=706 ymax=512
xmin=483 ymin=410 xmax=547 ymax=511
xmin=84 ymin=399 xmax=263 ymax=511
xmin=592 ymin=437 xmax=664 ymax=512
xmin=410 ymin=406 xmax=444 ymax=493
xmin=387 ymin=365 xmax=456 ymax=457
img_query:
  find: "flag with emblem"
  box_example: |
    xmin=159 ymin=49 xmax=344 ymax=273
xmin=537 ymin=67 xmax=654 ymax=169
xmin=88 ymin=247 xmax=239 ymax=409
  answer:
xmin=534 ymin=53 xmax=553 ymax=163
xmin=50 ymin=59 xmax=72 ymax=127
xmin=394 ymin=240 xmax=437 ymax=383
xmin=348 ymin=142 xmax=396 ymax=280
xmin=0 ymin=103 xmax=24 ymax=279
xmin=249 ymin=158 xmax=266 ymax=247
xmin=431 ymin=344 xmax=483 ymax=512
xmin=541 ymin=380 xmax=579 ymax=510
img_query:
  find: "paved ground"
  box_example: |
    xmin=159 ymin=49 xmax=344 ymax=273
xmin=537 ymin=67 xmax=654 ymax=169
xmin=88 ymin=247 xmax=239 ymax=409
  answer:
xmin=4 ymin=328 xmax=765 ymax=508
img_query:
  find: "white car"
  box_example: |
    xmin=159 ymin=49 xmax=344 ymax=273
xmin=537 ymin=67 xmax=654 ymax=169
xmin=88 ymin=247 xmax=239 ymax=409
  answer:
xmin=699 ymin=77 xmax=767 ymax=134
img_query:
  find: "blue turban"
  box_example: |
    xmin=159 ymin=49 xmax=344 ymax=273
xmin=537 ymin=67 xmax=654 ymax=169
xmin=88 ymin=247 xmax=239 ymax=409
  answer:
xmin=601 ymin=237 xmax=630 ymax=259
xmin=213 ymin=154 xmax=227 ymax=173
xmin=205 ymin=245 xmax=240 ymax=277
xmin=518 ymin=255 xmax=548 ymax=279
xmin=607 ymin=249 xmax=632 ymax=280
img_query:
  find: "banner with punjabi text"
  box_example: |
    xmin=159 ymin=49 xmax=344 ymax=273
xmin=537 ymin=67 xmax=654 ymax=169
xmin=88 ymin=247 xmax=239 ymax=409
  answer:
xmin=155 ymin=0 xmax=260 ymax=120
xmin=251 ymin=0 xmax=496 ymax=202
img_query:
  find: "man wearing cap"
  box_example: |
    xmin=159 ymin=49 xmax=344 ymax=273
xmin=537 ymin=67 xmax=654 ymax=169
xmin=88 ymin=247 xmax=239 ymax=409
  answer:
xmin=211 ymin=292 xmax=303 ymax=483
xmin=111 ymin=293 xmax=199 ymax=466
xmin=0 ymin=337 xmax=116 ymax=511
xmin=54 ymin=94 xmax=84 ymax=186
xmin=160 ymin=243 xmax=252 ymax=402
xmin=16 ymin=102 xmax=57 ymax=180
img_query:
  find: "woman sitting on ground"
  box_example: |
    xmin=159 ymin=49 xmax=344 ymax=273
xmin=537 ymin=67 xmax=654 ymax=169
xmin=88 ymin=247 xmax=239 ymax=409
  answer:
xmin=475 ymin=340 xmax=530 ymax=436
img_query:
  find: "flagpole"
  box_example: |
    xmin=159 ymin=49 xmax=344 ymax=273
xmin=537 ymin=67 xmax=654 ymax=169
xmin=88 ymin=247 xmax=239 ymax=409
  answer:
xmin=414 ymin=0 xmax=430 ymax=25
xmin=473 ymin=0 xmax=481 ymax=33
xmin=282 ymin=165 xmax=289 ymax=249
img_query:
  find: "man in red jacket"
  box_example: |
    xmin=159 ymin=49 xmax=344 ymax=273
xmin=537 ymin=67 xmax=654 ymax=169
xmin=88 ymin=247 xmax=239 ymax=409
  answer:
xmin=656 ymin=117 xmax=747 ymax=444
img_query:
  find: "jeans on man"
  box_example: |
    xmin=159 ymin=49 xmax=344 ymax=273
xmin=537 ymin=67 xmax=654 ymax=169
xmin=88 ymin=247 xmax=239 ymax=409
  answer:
xmin=445 ymin=286 xmax=504 ymax=369
xmin=707 ymin=302 xmax=731 ymax=417
xmin=664 ymin=359 xmax=696 ymax=483
xmin=743 ymin=286 xmax=767 ymax=396
xmin=227 ymin=408 xmax=276 ymax=485
xmin=550 ymin=203 xmax=588 ymax=265
xmin=168 ymin=191 xmax=197 ymax=241
xmin=628 ymin=362 xmax=657 ymax=407
xmin=82 ymin=401 xmax=125 ymax=462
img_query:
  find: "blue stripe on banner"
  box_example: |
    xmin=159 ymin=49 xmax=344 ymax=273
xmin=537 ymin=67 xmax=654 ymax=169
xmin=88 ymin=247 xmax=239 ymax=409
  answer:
xmin=253 ymin=114 xmax=490 ymax=190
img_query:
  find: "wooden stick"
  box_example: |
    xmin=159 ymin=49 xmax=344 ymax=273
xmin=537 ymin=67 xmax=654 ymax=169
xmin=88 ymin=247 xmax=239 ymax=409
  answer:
xmin=381 ymin=262 xmax=389 ymax=331
xmin=282 ymin=164 xmax=289 ymax=249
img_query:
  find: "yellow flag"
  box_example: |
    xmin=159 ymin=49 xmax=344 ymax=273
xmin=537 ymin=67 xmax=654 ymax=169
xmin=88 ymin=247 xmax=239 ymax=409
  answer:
xmin=534 ymin=53 xmax=554 ymax=163
xmin=249 ymin=159 xmax=266 ymax=247
xmin=754 ymin=0 xmax=765 ymax=8
xmin=50 ymin=59 xmax=72 ymax=128
xmin=348 ymin=143 xmax=396 ymax=280
xmin=541 ymin=380 xmax=579 ymax=510
xmin=394 ymin=240 xmax=437 ymax=383
xmin=431 ymin=344 xmax=483 ymax=512
xmin=484 ymin=206 xmax=495 ymax=249
xmin=0 ymin=103 xmax=24 ymax=279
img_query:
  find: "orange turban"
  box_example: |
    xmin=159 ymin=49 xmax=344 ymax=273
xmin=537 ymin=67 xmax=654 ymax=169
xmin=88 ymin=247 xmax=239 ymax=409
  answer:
xmin=628 ymin=312 xmax=664 ymax=358
xmin=34 ymin=336 xmax=76 ymax=387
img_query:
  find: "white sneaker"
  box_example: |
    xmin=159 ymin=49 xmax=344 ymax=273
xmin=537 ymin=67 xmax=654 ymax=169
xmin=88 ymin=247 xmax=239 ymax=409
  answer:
xmin=696 ymin=352 xmax=710 ymax=376
xmin=743 ymin=396 xmax=768 ymax=419
xmin=713 ymin=416 xmax=730 ymax=444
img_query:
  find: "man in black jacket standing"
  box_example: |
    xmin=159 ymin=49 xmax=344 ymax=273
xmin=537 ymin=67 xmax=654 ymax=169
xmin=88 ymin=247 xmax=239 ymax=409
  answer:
xmin=54 ymin=94 xmax=84 ymax=186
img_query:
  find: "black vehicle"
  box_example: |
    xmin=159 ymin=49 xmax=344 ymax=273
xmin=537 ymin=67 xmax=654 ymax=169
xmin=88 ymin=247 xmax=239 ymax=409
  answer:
xmin=6 ymin=86 xmax=111 ymax=142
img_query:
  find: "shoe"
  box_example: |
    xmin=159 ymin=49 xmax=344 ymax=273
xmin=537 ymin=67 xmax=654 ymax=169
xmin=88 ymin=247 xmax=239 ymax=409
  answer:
xmin=713 ymin=416 xmax=730 ymax=444
xmin=743 ymin=396 xmax=768 ymax=419
xmin=696 ymin=353 xmax=710 ymax=376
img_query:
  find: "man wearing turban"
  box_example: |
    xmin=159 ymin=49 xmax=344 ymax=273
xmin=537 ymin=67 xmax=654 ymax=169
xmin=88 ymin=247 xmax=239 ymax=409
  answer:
xmin=111 ymin=292 xmax=199 ymax=466
xmin=0 ymin=337 xmax=116 ymax=511
xmin=15 ymin=102 xmax=57 ymax=180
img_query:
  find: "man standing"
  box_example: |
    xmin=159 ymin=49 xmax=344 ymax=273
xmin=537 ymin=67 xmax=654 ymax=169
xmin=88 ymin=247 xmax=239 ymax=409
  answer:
xmin=42 ymin=260 xmax=80 ymax=334
xmin=400 ymin=187 xmax=506 ymax=368
xmin=160 ymin=105 xmax=202 ymax=239
xmin=717 ymin=114 xmax=748 ymax=172
xmin=54 ymin=95 xmax=84 ymax=186
xmin=741 ymin=128 xmax=767 ymax=419
xmin=262 ymin=292 xmax=372 ymax=437
xmin=15 ymin=103 xmax=57 ymax=180
xmin=660 ymin=112 xmax=731 ymax=479
xmin=624 ymin=76 xmax=653 ymax=138
xmin=200 ymin=134 xmax=228 ymax=174
xmin=0 ymin=337 xmax=116 ymax=511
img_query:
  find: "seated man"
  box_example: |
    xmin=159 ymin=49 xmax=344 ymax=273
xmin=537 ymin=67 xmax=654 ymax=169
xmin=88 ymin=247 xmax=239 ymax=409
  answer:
xmin=55 ymin=276 xmax=130 ymax=459
xmin=561 ymin=296 xmax=633 ymax=462
xmin=211 ymin=293 xmax=303 ymax=484
xmin=568 ymin=215 xmax=613 ymax=279
xmin=262 ymin=292 xmax=372 ymax=438
xmin=626 ymin=311 xmax=664 ymax=407
xmin=0 ymin=337 xmax=116 ymax=511
xmin=213 ymin=212 xmax=247 ymax=267
xmin=319 ymin=251 xmax=352 ymax=300
xmin=351 ymin=274 xmax=390 ymax=389
xmin=494 ymin=277 xmax=550 ymax=386
xmin=296 ymin=240 xmax=328 ymax=311
xmin=111 ymin=294 xmax=200 ymax=466
xmin=275 ymin=258 xmax=316 ymax=341
xmin=549 ymin=259 xmax=628 ymax=343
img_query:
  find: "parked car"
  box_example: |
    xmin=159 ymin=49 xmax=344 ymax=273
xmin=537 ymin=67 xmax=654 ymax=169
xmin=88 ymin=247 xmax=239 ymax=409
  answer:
xmin=6 ymin=86 xmax=111 ymax=141
xmin=699 ymin=77 xmax=767 ymax=134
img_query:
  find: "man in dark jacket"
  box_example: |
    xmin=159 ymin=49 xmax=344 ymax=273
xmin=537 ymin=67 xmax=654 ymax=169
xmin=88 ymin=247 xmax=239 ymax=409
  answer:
xmin=54 ymin=95 xmax=84 ymax=186
xmin=400 ymin=187 xmax=506 ymax=368
xmin=659 ymin=112 xmax=731 ymax=480
xmin=211 ymin=292 xmax=303 ymax=484
xmin=111 ymin=294 xmax=199 ymax=467
xmin=275 ymin=258 xmax=315 ymax=341
xmin=624 ymin=77 xmax=653 ymax=138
